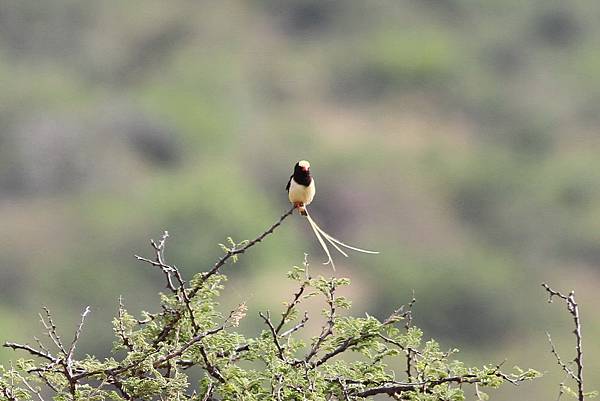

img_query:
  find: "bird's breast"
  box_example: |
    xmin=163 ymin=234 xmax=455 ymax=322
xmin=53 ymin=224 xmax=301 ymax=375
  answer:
xmin=288 ymin=178 xmax=316 ymax=205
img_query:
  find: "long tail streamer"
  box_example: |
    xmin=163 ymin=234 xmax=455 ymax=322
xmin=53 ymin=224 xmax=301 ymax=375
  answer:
xmin=304 ymin=208 xmax=379 ymax=270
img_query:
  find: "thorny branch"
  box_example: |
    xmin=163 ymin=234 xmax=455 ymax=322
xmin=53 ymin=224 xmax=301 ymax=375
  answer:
xmin=135 ymin=230 xmax=200 ymax=332
xmin=546 ymin=332 xmax=578 ymax=383
xmin=39 ymin=307 xmax=66 ymax=356
xmin=259 ymin=311 xmax=287 ymax=362
xmin=274 ymin=270 xmax=309 ymax=335
xmin=542 ymin=283 xmax=590 ymax=401
xmin=116 ymin=296 xmax=134 ymax=352
xmin=3 ymin=343 xmax=57 ymax=364
xmin=303 ymin=279 xmax=337 ymax=365
xmin=141 ymin=207 xmax=295 ymax=346
xmin=353 ymin=372 xmax=534 ymax=398
xmin=196 ymin=206 xmax=295 ymax=290
xmin=67 ymin=306 xmax=90 ymax=371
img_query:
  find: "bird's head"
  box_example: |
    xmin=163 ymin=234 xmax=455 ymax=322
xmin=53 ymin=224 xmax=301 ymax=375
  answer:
xmin=295 ymin=160 xmax=311 ymax=174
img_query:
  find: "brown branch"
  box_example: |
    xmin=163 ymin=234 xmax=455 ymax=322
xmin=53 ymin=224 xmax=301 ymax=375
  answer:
xmin=198 ymin=345 xmax=225 ymax=383
xmin=542 ymin=283 xmax=586 ymax=401
xmin=6 ymin=307 xmax=91 ymax=399
xmin=313 ymin=301 xmax=413 ymax=368
xmin=62 ymin=306 xmax=91 ymax=398
xmin=3 ymin=343 xmax=58 ymax=363
xmin=39 ymin=307 xmax=66 ymax=356
xmin=542 ymin=283 xmax=569 ymax=302
xmin=12 ymin=371 xmax=46 ymax=401
xmin=382 ymin=296 xmax=417 ymax=380
xmin=67 ymin=306 xmax=90 ymax=368
xmin=153 ymin=325 xmax=224 ymax=368
xmin=135 ymin=231 xmax=200 ymax=332
xmin=193 ymin=206 xmax=295 ymax=293
xmin=213 ymin=343 xmax=250 ymax=363
xmin=303 ymin=280 xmax=337 ymax=364
xmin=143 ymin=207 xmax=295 ymax=347
xmin=134 ymin=255 xmax=176 ymax=291
xmin=280 ymin=312 xmax=309 ymax=338
xmin=313 ymin=337 xmax=362 ymax=368
xmin=546 ymin=332 xmax=578 ymax=382
xmin=111 ymin=379 xmax=134 ymax=400
xmin=275 ymin=282 xmax=308 ymax=335
xmin=259 ymin=311 xmax=286 ymax=361
xmin=33 ymin=371 xmax=59 ymax=394
xmin=354 ymin=372 xmax=531 ymax=398
xmin=151 ymin=309 xmax=183 ymax=347
xmin=116 ymin=297 xmax=134 ymax=351
xmin=201 ymin=382 xmax=215 ymax=401
xmin=172 ymin=268 xmax=198 ymax=332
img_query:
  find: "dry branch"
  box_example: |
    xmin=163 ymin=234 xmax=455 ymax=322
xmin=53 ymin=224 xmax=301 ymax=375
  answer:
xmin=542 ymin=283 xmax=588 ymax=401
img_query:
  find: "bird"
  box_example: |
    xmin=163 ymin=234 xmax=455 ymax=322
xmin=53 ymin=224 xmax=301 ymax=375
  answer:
xmin=286 ymin=160 xmax=378 ymax=270
xmin=286 ymin=160 xmax=315 ymax=216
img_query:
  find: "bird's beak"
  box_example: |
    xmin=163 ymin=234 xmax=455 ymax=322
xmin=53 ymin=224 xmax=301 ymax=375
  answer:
xmin=301 ymin=166 xmax=308 ymax=172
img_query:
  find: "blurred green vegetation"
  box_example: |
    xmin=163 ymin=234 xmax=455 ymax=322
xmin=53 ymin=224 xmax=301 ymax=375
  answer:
xmin=0 ymin=1 xmax=599 ymax=399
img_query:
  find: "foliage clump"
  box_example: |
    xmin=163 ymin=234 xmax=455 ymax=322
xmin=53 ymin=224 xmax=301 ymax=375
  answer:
xmin=1 ymin=227 xmax=538 ymax=400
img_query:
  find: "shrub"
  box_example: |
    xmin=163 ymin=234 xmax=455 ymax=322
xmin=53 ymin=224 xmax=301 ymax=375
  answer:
xmin=1 ymin=210 xmax=539 ymax=400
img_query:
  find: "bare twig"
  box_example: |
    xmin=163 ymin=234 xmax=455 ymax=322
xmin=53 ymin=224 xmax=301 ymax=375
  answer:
xmin=141 ymin=207 xmax=295 ymax=346
xmin=542 ymin=283 xmax=586 ymax=401
xmin=354 ymin=372 xmax=532 ymax=398
xmin=275 ymin=280 xmax=309 ymax=335
xmin=116 ymin=297 xmax=134 ymax=351
xmin=198 ymin=344 xmax=225 ymax=383
xmin=196 ymin=206 xmax=295 ymax=289
xmin=135 ymin=231 xmax=200 ymax=331
xmin=39 ymin=307 xmax=66 ymax=356
xmin=67 ymin=306 xmax=90 ymax=368
xmin=303 ymin=280 xmax=337 ymax=364
xmin=4 ymin=343 xmax=58 ymax=363
xmin=375 ymin=295 xmax=418 ymax=379
xmin=546 ymin=332 xmax=578 ymax=382
xmin=313 ymin=336 xmax=362 ymax=368
xmin=13 ymin=370 xmax=46 ymax=401
xmin=260 ymin=311 xmax=286 ymax=361
xmin=153 ymin=325 xmax=224 ymax=369
xmin=280 ymin=312 xmax=309 ymax=338
xmin=201 ymin=382 xmax=215 ymax=401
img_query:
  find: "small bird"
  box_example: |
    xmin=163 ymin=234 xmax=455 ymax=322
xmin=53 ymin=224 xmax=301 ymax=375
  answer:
xmin=286 ymin=160 xmax=315 ymax=216
xmin=286 ymin=160 xmax=378 ymax=270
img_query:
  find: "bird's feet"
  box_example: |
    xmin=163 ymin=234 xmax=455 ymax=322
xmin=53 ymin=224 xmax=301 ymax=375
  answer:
xmin=293 ymin=202 xmax=307 ymax=216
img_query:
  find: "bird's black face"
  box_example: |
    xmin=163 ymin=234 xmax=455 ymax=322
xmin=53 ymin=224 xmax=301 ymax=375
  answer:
xmin=293 ymin=161 xmax=312 ymax=186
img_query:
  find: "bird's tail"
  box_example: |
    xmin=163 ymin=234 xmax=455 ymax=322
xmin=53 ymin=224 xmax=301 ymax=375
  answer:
xmin=304 ymin=208 xmax=379 ymax=271
xmin=305 ymin=210 xmax=334 ymax=270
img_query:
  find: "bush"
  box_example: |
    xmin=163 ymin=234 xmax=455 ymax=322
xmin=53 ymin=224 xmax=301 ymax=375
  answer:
xmin=1 ymin=211 xmax=540 ymax=400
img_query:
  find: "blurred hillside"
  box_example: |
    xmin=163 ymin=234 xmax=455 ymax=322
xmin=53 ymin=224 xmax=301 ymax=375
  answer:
xmin=1 ymin=1 xmax=599 ymax=399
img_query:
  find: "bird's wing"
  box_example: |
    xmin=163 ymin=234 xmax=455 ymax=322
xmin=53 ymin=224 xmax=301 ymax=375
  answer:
xmin=285 ymin=175 xmax=293 ymax=191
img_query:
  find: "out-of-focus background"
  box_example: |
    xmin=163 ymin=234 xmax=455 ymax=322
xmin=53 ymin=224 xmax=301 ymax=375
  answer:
xmin=1 ymin=1 xmax=599 ymax=398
